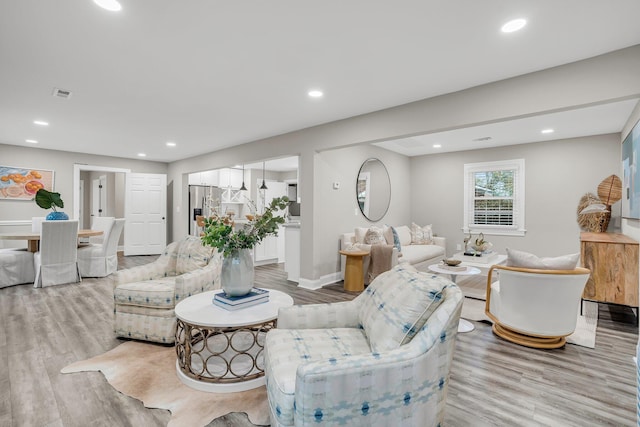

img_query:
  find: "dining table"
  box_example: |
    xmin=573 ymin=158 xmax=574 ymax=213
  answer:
xmin=0 ymin=229 xmax=103 ymax=252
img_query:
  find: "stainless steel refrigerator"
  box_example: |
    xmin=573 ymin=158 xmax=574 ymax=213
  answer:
xmin=188 ymin=185 xmax=222 ymax=236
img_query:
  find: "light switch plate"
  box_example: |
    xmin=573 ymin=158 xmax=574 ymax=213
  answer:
xmin=333 ymin=181 xmax=340 ymax=189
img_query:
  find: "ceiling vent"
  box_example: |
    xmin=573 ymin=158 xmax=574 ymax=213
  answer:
xmin=52 ymin=87 xmax=72 ymax=99
xmin=472 ymin=136 xmax=492 ymax=142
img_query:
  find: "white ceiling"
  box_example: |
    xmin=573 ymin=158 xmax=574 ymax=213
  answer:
xmin=375 ymin=99 xmax=640 ymax=156
xmin=1 ymin=1 xmax=640 ymax=162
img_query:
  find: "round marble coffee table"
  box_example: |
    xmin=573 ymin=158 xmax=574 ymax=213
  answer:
xmin=428 ymin=263 xmax=481 ymax=333
xmin=174 ymin=288 xmax=294 ymax=393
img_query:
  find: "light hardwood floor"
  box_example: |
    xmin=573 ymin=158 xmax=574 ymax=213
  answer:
xmin=0 ymin=254 xmax=637 ymax=426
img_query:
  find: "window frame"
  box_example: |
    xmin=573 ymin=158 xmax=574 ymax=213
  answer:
xmin=463 ymin=159 xmax=526 ymax=237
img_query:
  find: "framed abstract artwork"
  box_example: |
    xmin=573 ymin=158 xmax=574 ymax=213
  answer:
xmin=622 ymin=118 xmax=640 ymax=219
xmin=0 ymin=166 xmax=54 ymax=201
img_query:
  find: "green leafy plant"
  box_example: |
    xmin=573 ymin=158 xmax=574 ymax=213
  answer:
xmin=35 ymin=188 xmax=64 ymax=211
xmin=201 ymin=196 xmax=289 ymax=257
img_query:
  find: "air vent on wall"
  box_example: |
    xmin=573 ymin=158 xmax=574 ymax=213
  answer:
xmin=52 ymin=87 xmax=72 ymax=99
xmin=472 ymin=136 xmax=492 ymax=142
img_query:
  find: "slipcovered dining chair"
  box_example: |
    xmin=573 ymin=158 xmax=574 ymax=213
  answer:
xmin=89 ymin=216 xmax=115 ymax=244
xmin=485 ymin=265 xmax=591 ymax=349
xmin=31 ymin=216 xmax=45 ymax=233
xmin=78 ymin=218 xmax=125 ymax=277
xmin=34 ymin=220 xmax=82 ymax=288
xmin=0 ymin=248 xmax=35 ymax=287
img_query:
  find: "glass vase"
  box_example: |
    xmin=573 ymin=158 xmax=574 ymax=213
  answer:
xmin=221 ymin=248 xmax=254 ymax=297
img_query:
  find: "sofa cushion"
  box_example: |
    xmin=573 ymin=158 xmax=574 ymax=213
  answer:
xmin=357 ymin=264 xmax=448 ymax=352
xmin=265 ymin=328 xmax=371 ymax=426
xmin=395 ymin=225 xmax=412 ymax=246
xmin=175 ymin=236 xmax=215 ymax=275
xmin=411 ymin=222 xmax=433 ymax=244
xmin=506 ymin=248 xmax=580 ymax=270
xmin=399 ymin=244 xmax=445 ymax=265
xmin=114 ymin=278 xmax=176 ymax=309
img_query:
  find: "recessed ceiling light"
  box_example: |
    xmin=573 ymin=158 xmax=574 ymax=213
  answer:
xmin=137 ymin=153 xmax=146 ymax=157
xmin=541 ymin=128 xmax=554 ymax=134
xmin=25 ymin=139 xmax=38 ymax=144
xmin=93 ymin=0 xmax=122 ymax=12
xmin=166 ymin=142 xmax=176 ymax=147
xmin=433 ymin=144 xmax=442 ymax=148
xmin=308 ymin=90 xmax=323 ymax=98
xmin=33 ymin=120 xmax=49 ymax=126
xmin=501 ymin=18 xmax=527 ymax=33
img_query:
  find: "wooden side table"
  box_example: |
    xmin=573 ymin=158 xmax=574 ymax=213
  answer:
xmin=339 ymin=249 xmax=369 ymax=292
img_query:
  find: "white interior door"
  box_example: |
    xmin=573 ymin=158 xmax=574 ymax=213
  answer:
xmin=124 ymin=173 xmax=167 ymax=256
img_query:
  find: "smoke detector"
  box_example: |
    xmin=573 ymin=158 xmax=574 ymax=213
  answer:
xmin=52 ymin=87 xmax=72 ymax=99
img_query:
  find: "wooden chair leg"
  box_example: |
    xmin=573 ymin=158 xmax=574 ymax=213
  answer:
xmin=492 ymin=323 xmax=566 ymax=349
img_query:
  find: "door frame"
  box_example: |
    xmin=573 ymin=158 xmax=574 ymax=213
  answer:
xmin=73 ymin=164 xmax=131 ymax=221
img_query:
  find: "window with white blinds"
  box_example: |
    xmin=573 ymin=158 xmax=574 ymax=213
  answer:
xmin=463 ymin=159 xmax=526 ymax=236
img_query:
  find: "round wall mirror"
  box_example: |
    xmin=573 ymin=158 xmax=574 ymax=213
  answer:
xmin=356 ymin=158 xmax=391 ymax=222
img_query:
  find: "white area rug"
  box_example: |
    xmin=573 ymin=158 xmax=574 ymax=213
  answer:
xmin=458 ymin=277 xmax=598 ymax=349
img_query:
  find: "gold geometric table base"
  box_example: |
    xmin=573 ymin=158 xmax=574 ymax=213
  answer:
xmin=175 ymin=318 xmax=276 ymax=391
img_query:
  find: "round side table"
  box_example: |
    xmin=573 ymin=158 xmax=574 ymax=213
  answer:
xmin=339 ymin=249 xmax=369 ymax=292
xmin=428 ymin=263 xmax=481 ymax=333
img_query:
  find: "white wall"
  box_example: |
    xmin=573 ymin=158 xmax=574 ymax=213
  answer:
xmin=313 ymin=145 xmax=411 ymax=279
xmin=166 ymin=45 xmax=640 ymax=281
xmin=0 ymin=144 xmax=167 ymax=248
xmin=410 ymin=134 xmax=622 ymax=257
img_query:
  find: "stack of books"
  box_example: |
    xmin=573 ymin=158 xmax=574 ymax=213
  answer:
xmin=212 ymin=288 xmax=270 ymax=311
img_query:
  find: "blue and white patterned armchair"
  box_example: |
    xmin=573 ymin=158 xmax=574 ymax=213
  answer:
xmin=264 ymin=264 xmax=463 ymax=427
xmin=112 ymin=236 xmax=222 ymax=343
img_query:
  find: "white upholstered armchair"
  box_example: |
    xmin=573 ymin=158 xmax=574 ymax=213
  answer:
xmin=264 ymin=264 xmax=463 ymax=427
xmin=112 ymin=236 xmax=222 ymax=343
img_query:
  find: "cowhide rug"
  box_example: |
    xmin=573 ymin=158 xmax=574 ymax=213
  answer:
xmin=61 ymin=341 xmax=270 ymax=427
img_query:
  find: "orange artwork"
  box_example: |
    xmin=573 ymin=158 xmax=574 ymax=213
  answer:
xmin=0 ymin=166 xmax=54 ymax=201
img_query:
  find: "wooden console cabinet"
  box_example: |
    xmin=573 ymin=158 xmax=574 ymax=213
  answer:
xmin=580 ymin=232 xmax=639 ymax=308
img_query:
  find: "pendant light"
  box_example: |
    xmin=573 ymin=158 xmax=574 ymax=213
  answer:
xmin=260 ymin=162 xmax=268 ymax=190
xmin=239 ymin=164 xmax=247 ymax=191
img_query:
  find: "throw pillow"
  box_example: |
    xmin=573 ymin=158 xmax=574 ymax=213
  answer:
xmin=356 ymin=264 xmax=449 ymax=352
xmin=411 ymin=222 xmax=433 ymax=245
xmin=506 ymin=248 xmax=580 ymax=270
xmin=364 ymin=226 xmax=386 ymax=245
xmin=395 ymin=225 xmax=413 ymax=246
xmin=354 ymin=227 xmax=370 ymax=244
xmin=383 ymin=225 xmax=402 ymax=252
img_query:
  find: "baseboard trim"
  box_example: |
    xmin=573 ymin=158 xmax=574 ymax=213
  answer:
xmin=298 ymin=272 xmax=342 ymax=290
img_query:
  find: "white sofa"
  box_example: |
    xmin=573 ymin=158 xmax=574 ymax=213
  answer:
xmin=340 ymin=225 xmax=446 ymax=280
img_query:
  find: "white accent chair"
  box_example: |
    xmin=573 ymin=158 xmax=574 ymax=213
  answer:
xmin=264 ymin=264 xmax=463 ymax=427
xmin=78 ymin=218 xmax=125 ymax=277
xmin=34 ymin=220 xmax=82 ymax=288
xmin=484 ymin=265 xmax=591 ymax=349
xmin=89 ymin=216 xmax=115 ymax=245
xmin=0 ymin=248 xmax=35 ymax=287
